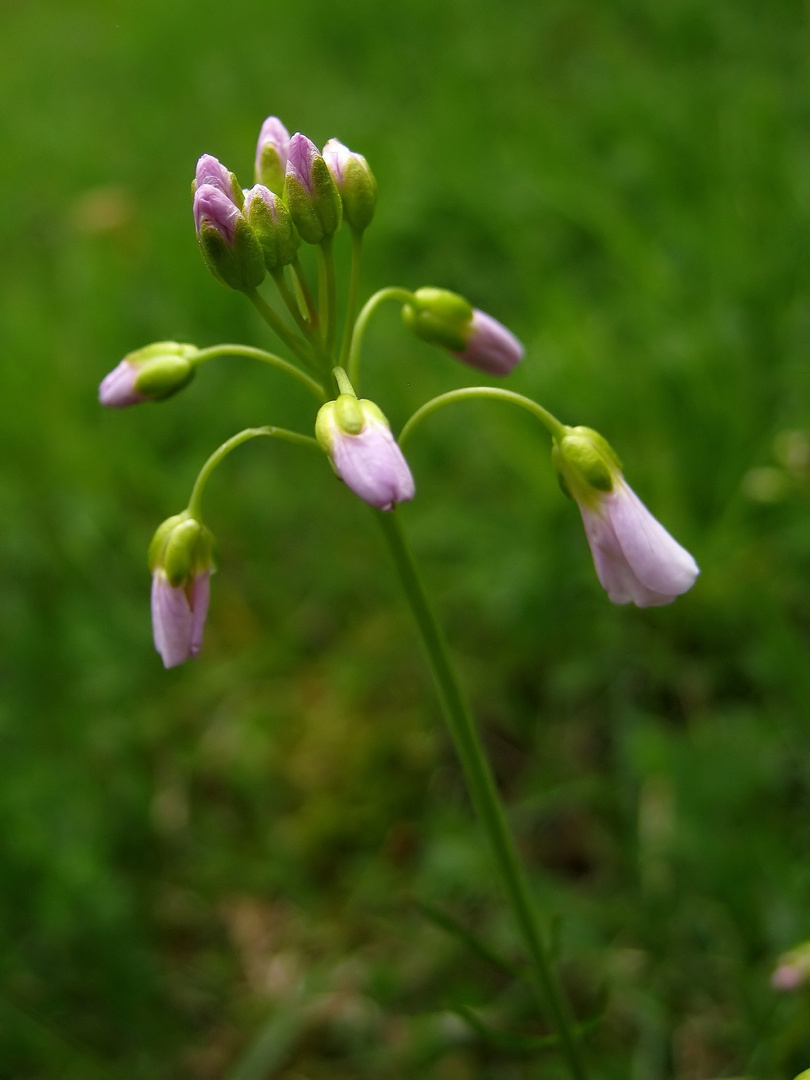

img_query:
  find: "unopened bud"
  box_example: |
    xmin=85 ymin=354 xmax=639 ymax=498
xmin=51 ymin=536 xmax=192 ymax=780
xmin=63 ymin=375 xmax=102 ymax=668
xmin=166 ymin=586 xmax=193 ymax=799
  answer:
xmin=99 ymin=342 xmax=197 ymax=407
xmin=322 ymin=138 xmax=377 ymax=232
xmin=243 ymin=184 xmax=299 ymax=271
xmin=284 ymin=133 xmax=342 ymax=244
xmin=254 ymin=116 xmax=290 ymax=194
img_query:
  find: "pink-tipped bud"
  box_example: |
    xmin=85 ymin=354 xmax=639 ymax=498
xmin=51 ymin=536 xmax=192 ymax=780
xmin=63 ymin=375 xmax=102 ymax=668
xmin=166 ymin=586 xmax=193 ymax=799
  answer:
xmin=243 ymin=184 xmax=299 ymax=270
xmin=315 ymin=396 xmax=415 ymax=511
xmin=402 ymin=287 xmax=524 ymax=376
xmin=99 ymin=342 xmax=197 ymax=407
xmin=254 ymin=116 xmax=290 ymax=193
xmin=322 ymin=137 xmax=377 ymax=232
xmin=452 ymin=309 xmax=525 ymax=376
xmin=771 ymin=943 xmax=810 ymax=993
xmin=284 ymin=133 xmax=342 ymax=244
xmin=193 ymin=184 xmax=265 ymax=290
xmin=193 ymin=154 xmax=243 ymax=208
xmin=148 ymin=512 xmax=216 ymax=668
xmin=553 ymin=427 xmax=699 ymax=607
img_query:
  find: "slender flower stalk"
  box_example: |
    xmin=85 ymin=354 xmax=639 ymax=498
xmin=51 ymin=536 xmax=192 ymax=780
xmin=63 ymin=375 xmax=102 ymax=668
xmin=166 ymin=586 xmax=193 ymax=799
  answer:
xmin=375 ymin=511 xmax=588 ymax=1079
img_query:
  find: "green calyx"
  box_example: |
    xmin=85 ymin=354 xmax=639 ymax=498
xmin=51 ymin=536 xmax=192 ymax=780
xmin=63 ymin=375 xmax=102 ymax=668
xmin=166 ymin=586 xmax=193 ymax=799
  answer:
xmin=130 ymin=342 xmax=197 ymax=400
xmin=339 ymin=156 xmax=377 ymax=232
xmin=245 ymin=194 xmax=299 ymax=271
xmin=402 ymin=287 xmax=474 ymax=352
xmin=256 ymin=147 xmax=286 ymax=195
xmin=148 ymin=512 xmax=216 ymax=586
xmin=552 ymin=426 xmax=621 ymax=503
xmin=315 ymin=395 xmax=388 ymax=450
xmin=199 ymin=217 xmax=266 ymax=291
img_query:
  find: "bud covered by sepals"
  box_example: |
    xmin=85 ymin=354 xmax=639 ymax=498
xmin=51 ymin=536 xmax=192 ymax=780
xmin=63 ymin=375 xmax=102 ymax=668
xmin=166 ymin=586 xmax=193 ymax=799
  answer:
xmin=553 ymin=426 xmax=699 ymax=607
xmin=243 ymin=184 xmax=299 ymax=271
xmin=402 ymin=288 xmax=524 ymax=375
xmin=99 ymin=342 xmax=198 ymax=407
xmin=315 ymin=395 xmax=415 ymax=511
xmin=148 ymin=512 xmax=216 ymax=668
xmin=284 ymin=133 xmax=342 ymax=244
xmin=254 ymin=116 xmax=290 ymax=194
xmin=193 ymin=156 xmax=265 ymax=290
xmin=322 ymin=138 xmax=377 ymax=232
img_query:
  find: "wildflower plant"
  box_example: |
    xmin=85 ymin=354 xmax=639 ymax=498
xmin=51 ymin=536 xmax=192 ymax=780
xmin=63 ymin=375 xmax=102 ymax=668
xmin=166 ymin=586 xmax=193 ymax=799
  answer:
xmin=100 ymin=115 xmax=699 ymax=1076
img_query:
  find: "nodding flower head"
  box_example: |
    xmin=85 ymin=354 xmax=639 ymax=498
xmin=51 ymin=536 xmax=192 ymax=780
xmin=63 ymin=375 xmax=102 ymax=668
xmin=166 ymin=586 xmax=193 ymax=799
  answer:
xmin=322 ymin=137 xmax=377 ymax=232
xmin=284 ymin=133 xmax=342 ymax=244
xmin=315 ymin=395 xmax=415 ymax=511
xmin=402 ymin=288 xmax=524 ymax=376
xmin=148 ymin=512 xmax=216 ymax=668
xmin=99 ymin=341 xmax=198 ymax=407
xmin=553 ymin=427 xmax=699 ymax=607
xmin=254 ymin=116 xmax=290 ymax=194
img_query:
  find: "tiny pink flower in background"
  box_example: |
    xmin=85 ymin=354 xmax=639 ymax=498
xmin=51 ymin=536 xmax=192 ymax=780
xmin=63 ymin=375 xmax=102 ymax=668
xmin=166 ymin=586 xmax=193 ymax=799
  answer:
xmin=771 ymin=942 xmax=810 ymax=993
xmin=553 ymin=426 xmax=699 ymax=608
xmin=452 ymin=309 xmax=524 ymax=376
xmin=316 ymin=395 xmax=415 ymax=511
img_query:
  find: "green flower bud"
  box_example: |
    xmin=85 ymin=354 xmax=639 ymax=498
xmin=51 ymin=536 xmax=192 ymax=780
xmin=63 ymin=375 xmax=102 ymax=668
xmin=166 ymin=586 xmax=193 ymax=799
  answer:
xmin=99 ymin=342 xmax=197 ymax=407
xmin=322 ymin=139 xmax=377 ymax=232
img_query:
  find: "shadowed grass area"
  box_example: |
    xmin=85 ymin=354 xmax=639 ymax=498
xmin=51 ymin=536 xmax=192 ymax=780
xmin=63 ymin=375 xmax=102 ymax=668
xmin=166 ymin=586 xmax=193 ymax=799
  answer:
xmin=2 ymin=0 xmax=810 ymax=1076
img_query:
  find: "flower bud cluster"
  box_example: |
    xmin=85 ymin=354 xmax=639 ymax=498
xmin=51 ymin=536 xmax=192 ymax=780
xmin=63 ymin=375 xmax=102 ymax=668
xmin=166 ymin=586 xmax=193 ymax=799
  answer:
xmin=191 ymin=118 xmax=378 ymax=291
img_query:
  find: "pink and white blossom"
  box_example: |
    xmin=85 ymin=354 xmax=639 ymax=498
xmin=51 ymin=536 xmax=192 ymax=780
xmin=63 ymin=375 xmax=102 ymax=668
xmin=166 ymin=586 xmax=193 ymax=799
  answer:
xmin=151 ymin=569 xmax=211 ymax=668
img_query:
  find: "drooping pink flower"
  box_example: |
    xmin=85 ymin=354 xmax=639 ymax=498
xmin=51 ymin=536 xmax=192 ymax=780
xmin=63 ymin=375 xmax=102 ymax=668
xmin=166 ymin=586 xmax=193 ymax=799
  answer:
xmin=151 ymin=569 xmax=211 ymax=669
xmin=577 ymin=479 xmax=699 ymax=607
xmin=553 ymin=426 xmax=698 ymax=607
xmin=316 ymin=395 xmax=415 ymax=511
xmin=148 ymin=513 xmax=215 ymax=668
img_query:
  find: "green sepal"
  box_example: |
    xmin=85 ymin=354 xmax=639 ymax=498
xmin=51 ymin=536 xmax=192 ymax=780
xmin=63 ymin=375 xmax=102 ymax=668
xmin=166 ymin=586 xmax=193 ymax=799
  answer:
xmin=284 ymin=158 xmax=342 ymax=245
xmin=256 ymin=147 xmax=285 ymax=195
xmin=553 ymin=426 xmax=622 ymax=504
xmin=315 ymin=396 xmax=389 ymax=451
xmin=340 ymin=157 xmax=377 ymax=232
xmin=133 ymin=353 xmax=195 ymax=400
xmin=148 ymin=512 xmax=216 ymax=586
xmin=402 ymin=287 xmax=474 ymax=352
xmin=246 ymin=194 xmax=299 ymax=271
xmin=198 ymin=217 xmax=265 ymax=291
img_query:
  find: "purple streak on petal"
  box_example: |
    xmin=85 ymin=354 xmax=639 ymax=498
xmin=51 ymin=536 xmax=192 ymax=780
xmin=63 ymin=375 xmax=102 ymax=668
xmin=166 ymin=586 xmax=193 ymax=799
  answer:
xmin=322 ymin=138 xmax=350 ymax=185
xmin=188 ymin=571 xmax=210 ymax=658
xmin=194 ymin=154 xmax=237 ymax=201
xmin=98 ymin=359 xmax=148 ymax=407
xmin=286 ymin=133 xmax=320 ymax=194
xmin=330 ymin=416 xmax=415 ymax=511
xmin=451 ymin=310 xmax=524 ymax=376
xmin=193 ymin=184 xmax=242 ymax=244
xmin=151 ymin=572 xmax=194 ymax=668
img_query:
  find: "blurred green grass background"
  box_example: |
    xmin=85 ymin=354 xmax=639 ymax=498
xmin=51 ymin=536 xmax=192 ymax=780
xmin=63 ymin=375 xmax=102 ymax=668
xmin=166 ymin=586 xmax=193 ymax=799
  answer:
xmin=2 ymin=0 xmax=810 ymax=1076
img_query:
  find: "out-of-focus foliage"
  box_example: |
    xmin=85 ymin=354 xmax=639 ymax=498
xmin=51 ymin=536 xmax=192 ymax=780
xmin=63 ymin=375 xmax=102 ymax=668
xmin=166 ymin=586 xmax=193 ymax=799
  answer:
xmin=2 ymin=0 xmax=810 ymax=1076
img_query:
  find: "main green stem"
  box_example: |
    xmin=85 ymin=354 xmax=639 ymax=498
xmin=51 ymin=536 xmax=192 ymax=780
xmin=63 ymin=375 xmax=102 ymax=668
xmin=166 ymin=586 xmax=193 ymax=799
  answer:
xmin=375 ymin=511 xmax=587 ymax=1080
